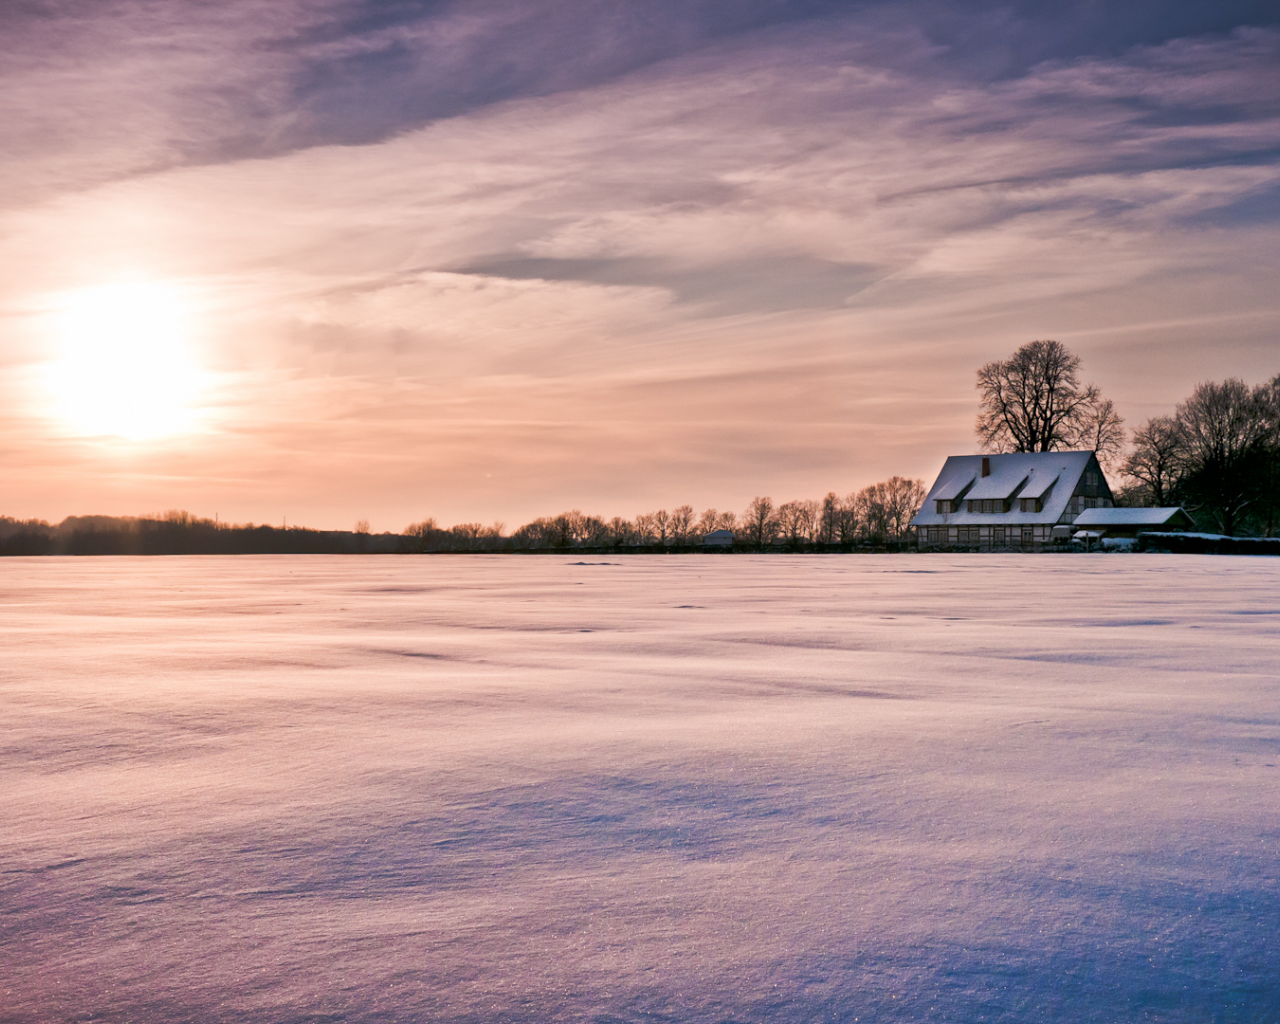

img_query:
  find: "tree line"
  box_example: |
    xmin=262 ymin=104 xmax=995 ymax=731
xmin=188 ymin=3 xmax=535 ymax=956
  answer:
xmin=1 ymin=478 xmax=929 ymax=557
xmin=0 ymin=511 xmax=402 ymax=557
xmin=404 ymin=477 xmax=926 ymax=552
xmin=975 ymin=339 xmax=1280 ymax=536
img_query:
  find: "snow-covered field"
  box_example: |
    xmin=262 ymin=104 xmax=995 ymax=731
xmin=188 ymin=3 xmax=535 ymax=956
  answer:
xmin=2 ymin=554 xmax=1278 ymax=1023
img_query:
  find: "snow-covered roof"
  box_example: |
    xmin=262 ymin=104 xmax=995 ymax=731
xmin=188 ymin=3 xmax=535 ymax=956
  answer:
xmin=911 ymin=451 xmax=1099 ymax=528
xmin=967 ymin=465 xmax=1029 ymax=500
xmin=932 ymin=473 xmax=976 ymax=502
xmin=1019 ymin=470 xmax=1060 ymax=500
xmin=1073 ymin=507 xmax=1192 ymax=528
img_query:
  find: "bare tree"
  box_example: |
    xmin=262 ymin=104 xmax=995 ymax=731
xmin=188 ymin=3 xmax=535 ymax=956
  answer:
xmin=715 ymin=511 xmax=738 ymax=531
xmin=550 ymin=511 xmax=587 ymax=547
xmin=582 ymin=515 xmax=611 ymax=546
xmin=880 ymin=477 xmax=927 ymax=541
xmin=405 ymin=518 xmax=444 ymax=552
xmin=1175 ymin=378 xmax=1274 ymax=535
xmin=742 ymin=496 xmax=777 ymax=547
xmin=697 ymin=509 xmax=720 ymax=536
xmin=652 ymin=509 xmax=671 ymax=546
xmin=775 ymin=501 xmax=802 ymax=544
xmin=633 ymin=512 xmax=658 ymax=545
xmin=976 ymin=340 xmax=1113 ymax=454
xmin=774 ymin=500 xmax=819 ymax=545
xmin=1260 ymin=373 xmax=1280 ymax=536
xmin=1123 ymin=416 xmax=1184 ymax=506
xmin=607 ymin=517 xmax=634 ymax=546
xmin=671 ymin=505 xmax=695 ymax=545
xmin=837 ymin=493 xmax=860 ymax=543
xmin=794 ymin=499 xmax=820 ymax=543
xmin=511 ymin=517 xmax=554 ymax=549
xmin=1075 ymin=396 xmax=1126 ymax=471
xmin=819 ymin=492 xmax=841 ymax=544
xmin=853 ymin=485 xmax=888 ymax=543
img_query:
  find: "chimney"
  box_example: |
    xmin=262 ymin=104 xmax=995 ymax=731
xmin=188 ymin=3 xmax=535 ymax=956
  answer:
xmin=981 ymin=456 xmax=990 ymax=477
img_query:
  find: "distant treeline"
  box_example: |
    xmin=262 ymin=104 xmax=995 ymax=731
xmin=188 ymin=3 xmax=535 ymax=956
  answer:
xmin=0 ymin=512 xmax=404 ymax=557
xmin=405 ymin=477 xmax=927 ymax=552
xmin=2 ymin=476 xmax=927 ymax=556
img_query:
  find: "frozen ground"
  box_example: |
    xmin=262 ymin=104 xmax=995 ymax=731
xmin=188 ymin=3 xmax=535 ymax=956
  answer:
xmin=1 ymin=553 xmax=1278 ymax=1023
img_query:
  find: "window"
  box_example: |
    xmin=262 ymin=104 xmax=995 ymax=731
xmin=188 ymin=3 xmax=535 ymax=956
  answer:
xmin=992 ymin=527 xmax=1006 ymax=546
xmin=1022 ymin=527 xmax=1034 ymax=545
xmin=1020 ymin=498 xmax=1040 ymax=513
xmin=935 ymin=500 xmax=952 ymax=514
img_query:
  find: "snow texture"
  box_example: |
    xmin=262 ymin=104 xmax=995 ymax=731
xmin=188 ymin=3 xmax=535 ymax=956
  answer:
xmin=2 ymin=553 xmax=1279 ymax=1023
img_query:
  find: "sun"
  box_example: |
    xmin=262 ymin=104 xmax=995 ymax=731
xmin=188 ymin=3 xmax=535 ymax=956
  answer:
xmin=44 ymin=281 xmax=210 ymax=441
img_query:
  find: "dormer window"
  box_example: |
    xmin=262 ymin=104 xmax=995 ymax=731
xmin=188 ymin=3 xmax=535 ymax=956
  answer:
xmin=1020 ymin=498 xmax=1041 ymax=513
xmin=936 ymin=499 xmax=953 ymax=514
xmin=967 ymin=499 xmax=1007 ymax=513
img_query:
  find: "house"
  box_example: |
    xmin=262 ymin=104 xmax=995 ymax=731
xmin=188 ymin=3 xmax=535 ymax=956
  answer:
xmin=702 ymin=529 xmax=734 ymax=547
xmin=911 ymin=450 xmax=1115 ymax=550
xmin=1071 ymin=506 xmax=1194 ymax=547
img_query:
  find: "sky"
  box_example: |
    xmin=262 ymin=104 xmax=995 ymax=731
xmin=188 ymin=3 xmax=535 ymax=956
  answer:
xmin=2 ymin=0 xmax=1278 ymax=532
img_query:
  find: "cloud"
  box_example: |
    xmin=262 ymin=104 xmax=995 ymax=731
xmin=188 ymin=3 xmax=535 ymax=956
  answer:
xmin=2 ymin=5 xmax=1279 ymax=524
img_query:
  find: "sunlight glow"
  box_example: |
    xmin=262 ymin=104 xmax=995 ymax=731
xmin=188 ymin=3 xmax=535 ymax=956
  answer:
xmin=44 ymin=281 xmax=210 ymax=440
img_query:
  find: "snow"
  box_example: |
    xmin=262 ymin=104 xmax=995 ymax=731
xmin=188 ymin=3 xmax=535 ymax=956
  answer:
xmin=1074 ymin=507 xmax=1188 ymax=527
xmin=2 ymin=553 xmax=1279 ymax=1022
xmin=1147 ymin=531 xmax=1280 ymax=544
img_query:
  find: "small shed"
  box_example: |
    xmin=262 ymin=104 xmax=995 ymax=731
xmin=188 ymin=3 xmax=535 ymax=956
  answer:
xmin=1072 ymin=507 xmax=1194 ymax=539
xmin=702 ymin=529 xmax=734 ymax=547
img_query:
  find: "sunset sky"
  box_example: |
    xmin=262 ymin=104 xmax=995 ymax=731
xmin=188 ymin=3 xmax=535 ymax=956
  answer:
xmin=3 ymin=0 xmax=1278 ymax=531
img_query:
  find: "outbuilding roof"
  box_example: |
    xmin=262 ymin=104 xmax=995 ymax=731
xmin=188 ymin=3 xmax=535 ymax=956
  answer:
xmin=1072 ymin=507 xmax=1193 ymax=529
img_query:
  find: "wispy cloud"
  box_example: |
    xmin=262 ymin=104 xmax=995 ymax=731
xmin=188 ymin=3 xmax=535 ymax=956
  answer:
xmin=2 ymin=3 xmax=1278 ymax=526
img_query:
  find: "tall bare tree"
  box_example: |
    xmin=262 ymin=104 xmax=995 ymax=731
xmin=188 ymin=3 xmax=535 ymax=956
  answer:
xmin=670 ymin=505 xmax=695 ymax=545
xmin=742 ymin=497 xmax=777 ymax=547
xmin=1075 ymin=396 xmax=1126 ymax=471
xmin=1175 ymin=378 xmax=1274 ymax=535
xmin=652 ymin=509 xmax=671 ymax=546
xmin=607 ymin=517 xmax=634 ymax=546
xmin=775 ymin=500 xmax=819 ymax=545
xmin=853 ymin=485 xmax=888 ymax=543
xmin=880 ymin=477 xmax=927 ymax=540
xmin=1123 ymin=416 xmax=1184 ymax=506
xmin=819 ymin=492 xmax=841 ymax=544
xmin=976 ymin=340 xmax=1117 ymax=455
xmin=633 ymin=512 xmax=658 ymax=544
xmin=837 ymin=493 xmax=860 ymax=543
